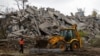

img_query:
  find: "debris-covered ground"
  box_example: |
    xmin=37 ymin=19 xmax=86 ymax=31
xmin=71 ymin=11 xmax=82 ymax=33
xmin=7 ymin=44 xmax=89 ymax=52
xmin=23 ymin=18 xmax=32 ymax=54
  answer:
xmin=0 ymin=47 xmax=100 ymax=56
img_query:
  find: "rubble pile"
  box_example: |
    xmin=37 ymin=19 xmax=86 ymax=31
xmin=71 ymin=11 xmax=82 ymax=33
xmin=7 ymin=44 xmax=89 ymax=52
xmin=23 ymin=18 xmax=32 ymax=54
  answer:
xmin=2 ymin=5 xmax=78 ymax=48
xmin=0 ymin=5 xmax=100 ymax=47
xmin=7 ymin=5 xmax=78 ymax=38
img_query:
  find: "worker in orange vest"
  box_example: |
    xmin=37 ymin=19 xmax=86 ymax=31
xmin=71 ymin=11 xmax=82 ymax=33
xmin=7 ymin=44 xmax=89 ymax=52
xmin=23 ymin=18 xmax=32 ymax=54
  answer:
xmin=19 ymin=37 xmax=24 ymax=53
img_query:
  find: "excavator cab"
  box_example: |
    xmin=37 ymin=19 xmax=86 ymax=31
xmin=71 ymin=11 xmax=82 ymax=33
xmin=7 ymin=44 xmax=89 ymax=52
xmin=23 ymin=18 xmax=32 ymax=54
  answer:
xmin=60 ymin=29 xmax=76 ymax=42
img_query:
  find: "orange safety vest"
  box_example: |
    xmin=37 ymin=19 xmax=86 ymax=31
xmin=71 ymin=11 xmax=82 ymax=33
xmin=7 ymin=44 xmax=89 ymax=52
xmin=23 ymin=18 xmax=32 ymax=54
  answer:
xmin=19 ymin=40 xmax=24 ymax=45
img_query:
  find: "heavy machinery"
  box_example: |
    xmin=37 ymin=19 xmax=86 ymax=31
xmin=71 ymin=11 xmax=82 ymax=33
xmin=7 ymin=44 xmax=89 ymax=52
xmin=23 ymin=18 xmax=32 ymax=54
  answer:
xmin=35 ymin=24 xmax=82 ymax=51
xmin=47 ymin=24 xmax=82 ymax=51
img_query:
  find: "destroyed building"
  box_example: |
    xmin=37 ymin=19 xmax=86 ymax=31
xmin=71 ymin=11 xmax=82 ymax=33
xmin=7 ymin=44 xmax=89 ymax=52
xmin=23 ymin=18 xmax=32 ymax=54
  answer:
xmin=0 ymin=5 xmax=100 ymax=48
xmin=6 ymin=5 xmax=79 ymax=38
xmin=1 ymin=6 xmax=98 ymax=38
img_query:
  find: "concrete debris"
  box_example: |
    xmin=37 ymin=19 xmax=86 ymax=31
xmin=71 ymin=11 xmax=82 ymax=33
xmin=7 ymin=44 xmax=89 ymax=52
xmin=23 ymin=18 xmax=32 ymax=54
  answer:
xmin=0 ymin=6 xmax=100 ymax=48
xmin=5 ymin=6 xmax=77 ymax=37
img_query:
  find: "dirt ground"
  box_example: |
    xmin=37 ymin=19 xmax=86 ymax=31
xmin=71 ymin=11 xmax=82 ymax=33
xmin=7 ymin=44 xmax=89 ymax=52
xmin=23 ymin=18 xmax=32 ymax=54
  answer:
xmin=0 ymin=47 xmax=100 ymax=56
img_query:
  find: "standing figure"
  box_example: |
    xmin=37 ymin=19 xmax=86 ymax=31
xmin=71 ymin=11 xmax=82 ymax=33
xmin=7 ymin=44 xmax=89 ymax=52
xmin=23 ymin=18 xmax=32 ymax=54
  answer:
xmin=19 ymin=37 xmax=24 ymax=53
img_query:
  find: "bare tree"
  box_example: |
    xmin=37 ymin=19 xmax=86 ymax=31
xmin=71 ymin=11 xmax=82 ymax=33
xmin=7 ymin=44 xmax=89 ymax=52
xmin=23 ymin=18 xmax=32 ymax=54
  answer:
xmin=15 ymin=0 xmax=28 ymax=16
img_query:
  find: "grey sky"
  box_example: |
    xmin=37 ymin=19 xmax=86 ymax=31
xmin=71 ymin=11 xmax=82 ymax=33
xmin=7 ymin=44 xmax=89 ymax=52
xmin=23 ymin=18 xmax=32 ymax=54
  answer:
xmin=0 ymin=0 xmax=100 ymax=15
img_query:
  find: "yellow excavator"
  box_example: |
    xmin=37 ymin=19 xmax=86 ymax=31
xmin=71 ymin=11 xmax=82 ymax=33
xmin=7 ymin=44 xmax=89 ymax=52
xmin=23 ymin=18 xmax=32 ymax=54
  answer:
xmin=35 ymin=24 xmax=82 ymax=51
xmin=47 ymin=24 xmax=82 ymax=51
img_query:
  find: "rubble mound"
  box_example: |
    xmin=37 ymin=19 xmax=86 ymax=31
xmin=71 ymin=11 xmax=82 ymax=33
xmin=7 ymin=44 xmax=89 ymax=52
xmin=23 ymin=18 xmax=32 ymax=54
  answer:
xmin=6 ymin=5 xmax=75 ymax=38
xmin=0 ymin=5 xmax=100 ymax=48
